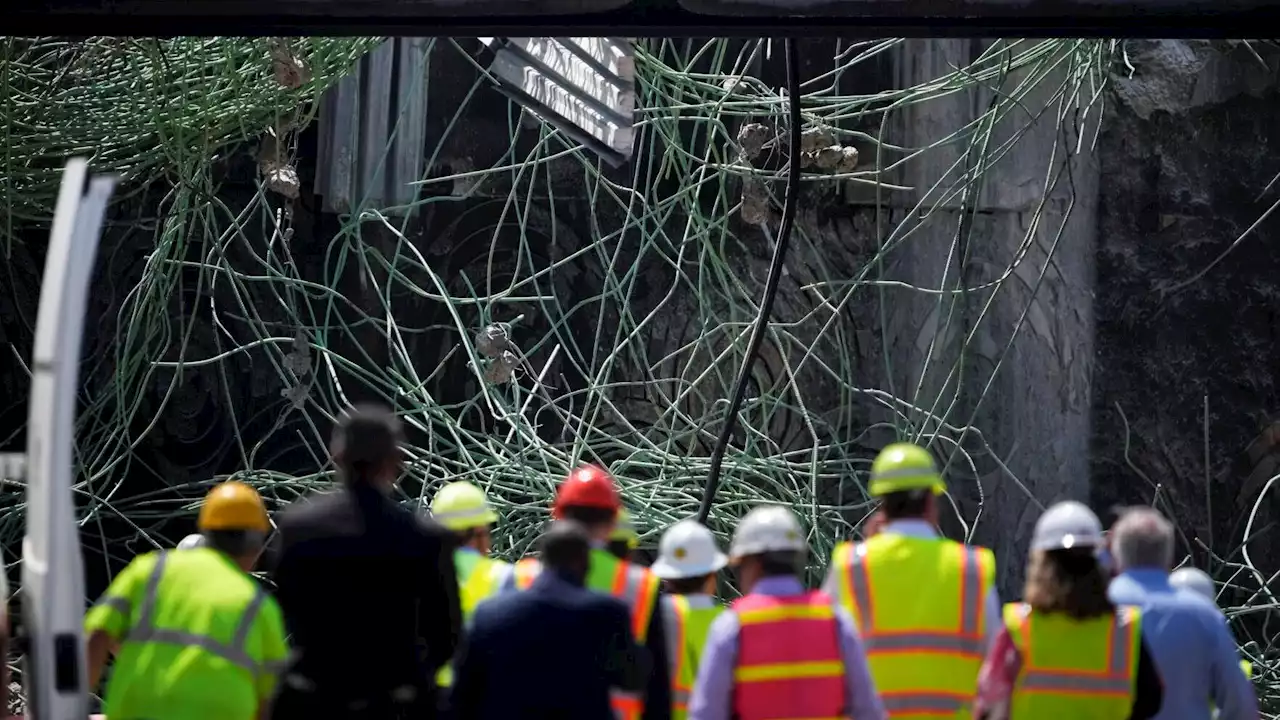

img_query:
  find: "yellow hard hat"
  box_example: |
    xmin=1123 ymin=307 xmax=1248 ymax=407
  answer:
xmin=431 ymin=481 xmax=498 ymax=531
xmin=197 ymin=481 xmax=270 ymax=533
xmin=868 ymin=442 xmax=945 ymax=497
xmin=610 ymin=509 xmax=639 ymax=549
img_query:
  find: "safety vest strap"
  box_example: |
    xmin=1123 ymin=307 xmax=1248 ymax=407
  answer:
xmin=734 ymin=659 xmax=843 ymax=683
xmin=663 ymin=595 xmax=691 ymax=705
xmin=94 ymin=594 xmax=132 ymax=617
xmin=615 ymin=563 xmax=659 ymax=642
xmin=844 ymin=540 xmax=986 ymax=656
xmin=610 ymin=689 xmax=644 ymax=720
xmin=738 ymin=602 xmax=834 ymax=624
xmin=124 ymin=551 xmax=269 ymax=677
xmin=881 ymin=690 xmax=973 ymax=715
xmin=861 ymin=630 xmax=984 ymax=655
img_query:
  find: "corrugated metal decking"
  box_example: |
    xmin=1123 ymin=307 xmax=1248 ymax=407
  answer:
xmin=315 ymin=38 xmax=431 ymax=216
xmin=477 ymin=37 xmax=636 ymax=167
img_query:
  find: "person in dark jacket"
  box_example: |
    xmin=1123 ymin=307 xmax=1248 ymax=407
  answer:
xmin=499 ymin=466 xmax=672 ymax=720
xmin=272 ymin=403 xmax=462 ymax=720
xmin=451 ymin=520 xmax=647 ymax=720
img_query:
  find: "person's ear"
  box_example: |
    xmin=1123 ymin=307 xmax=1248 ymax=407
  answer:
xmin=924 ymin=494 xmax=941 ymax=526
xmin=861 ymin=512 xmax=884 ymax=539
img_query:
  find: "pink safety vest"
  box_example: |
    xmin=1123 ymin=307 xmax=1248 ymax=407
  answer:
xmin=731 ymin=590 xmax=846 ymax=720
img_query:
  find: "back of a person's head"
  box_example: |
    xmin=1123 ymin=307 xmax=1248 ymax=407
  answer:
xmin=879 ymin=489 xmax=931 ymax=521
xmin=540 ymin=520 xmax=592 ymax=576
xmin=1112 ymin=507 xmax=1175 ymax=571
xmin=757 ymin=550 xmax=803 ymax=578
xmin=330 ymin=403 xmax=403 ymax=487
xmin=1023 ymin=548 xmax=1114 ymax=620
xmin=558 ymin=505 xmax=617 ymax=533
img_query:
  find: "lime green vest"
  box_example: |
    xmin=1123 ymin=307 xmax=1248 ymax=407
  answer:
xmin=83 ymin=549 xmax=287 ymax=720
xmin=1004 ymin=602 xmax=1140 ymax=720
xmin=663 ymin=594 xmax=723 ymax=720
xmin=437 ymin=550 xmax=510 ymax=687
xmin=831 ymin=534 xmax=995 ymax=719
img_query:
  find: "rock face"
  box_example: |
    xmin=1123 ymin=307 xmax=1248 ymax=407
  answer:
xmin=836 ymin=39 xmax=1102 ymax=595
xmin=1093 ymin=40 xmax=1280 ymax=586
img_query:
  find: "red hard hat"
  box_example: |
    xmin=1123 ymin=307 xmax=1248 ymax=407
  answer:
xmin=552 ymin=464 xmax=621 ymax=517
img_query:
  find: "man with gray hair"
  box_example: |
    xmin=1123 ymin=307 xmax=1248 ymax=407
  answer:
xmin=1108 ymin=507 xmax=1257 ymax=720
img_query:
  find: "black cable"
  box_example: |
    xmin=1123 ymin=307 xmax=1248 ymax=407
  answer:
xmin=696 ymin=38 xmax=803 ymax=525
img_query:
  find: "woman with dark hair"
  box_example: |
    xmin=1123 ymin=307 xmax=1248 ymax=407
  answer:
xmin=272 ymin=403 xmax=462 ymax=720
xmin=974 ymin=501 xmax=1164 ymax=720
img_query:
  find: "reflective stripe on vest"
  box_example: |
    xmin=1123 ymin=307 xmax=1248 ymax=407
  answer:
xmin=662 ymin=594 xmax=722 ymax=719
xmin=1004 ymin=603 xmax=1138 ymax=720
xmin=731 ymin=590 xmax=845 ymax=720
xmin=511 ymin=554 xmax=659 ymax=720
xmin=835 ymin=536 xmax=992 ymax=717
xmin=513 ymin=557 xmax=541 ymax=590
xmin=617 ymin=563 xmax=660 ymax=643
xmin=124 ymin=552 xmax=268 ymax=677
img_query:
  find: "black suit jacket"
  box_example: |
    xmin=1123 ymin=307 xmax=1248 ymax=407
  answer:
xmin=272 ymin=483 xmax=462 ymax=699
xmin=451 ymin=570 xmax=647 ymax=720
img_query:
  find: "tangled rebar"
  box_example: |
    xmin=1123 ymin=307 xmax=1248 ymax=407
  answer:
xmin=1 ymin=35 xmax=1276 ymax=713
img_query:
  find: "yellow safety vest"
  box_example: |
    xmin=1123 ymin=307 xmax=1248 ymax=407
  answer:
xmin=514 ymin=547 xmax=661 ymax=720
xmin=437 ymin=552 xmax=510 ymax=687
xmin=661 ymin=594 xmax=723 ymax=720
xmin=1003 ymin=602 xmax=1140 ymax=719
xmin=830 ymin=533 xmax=995 ymax=719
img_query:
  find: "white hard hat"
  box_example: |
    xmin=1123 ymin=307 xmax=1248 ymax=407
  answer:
xmin=1170 ymin=567 xmax=1216 ymax=603
xmin=651 ymin=520 xmax=728 ymax=580
xmin=729 ymin=505 xmax=806 ymax=558
xmin=177 ymin=533 xmax=207 ymax=550
xmin=1032 ymin=501 xmax=1103 ymax=552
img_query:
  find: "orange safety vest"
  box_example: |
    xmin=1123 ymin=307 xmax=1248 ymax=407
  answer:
xmin=731 ymin=590 xmax=846 ymax=720
xmin=513 ymin=550 xmax=661 ymax=720
xmin=831 ymin=534 xmax=995 ymax=718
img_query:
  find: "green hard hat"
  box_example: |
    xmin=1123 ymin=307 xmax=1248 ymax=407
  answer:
xmin=869 ymin=442 xmax=945 ymax=497
xmin=431 ymin=481 xmax=499 ymax=531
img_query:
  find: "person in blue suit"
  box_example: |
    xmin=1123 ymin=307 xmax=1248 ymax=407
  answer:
xmin=451 ymin=519 xmax=648 ymax=720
